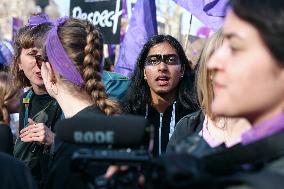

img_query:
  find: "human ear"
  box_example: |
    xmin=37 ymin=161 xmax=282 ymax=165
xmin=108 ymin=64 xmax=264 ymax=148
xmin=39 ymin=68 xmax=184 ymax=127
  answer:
xmin=144 ymin=69 xmax=147 ymax=80
xmin=45 ymin=62 xmax=57 ymax=83
xmin=180 ymin=64 xmax=185 ymax=77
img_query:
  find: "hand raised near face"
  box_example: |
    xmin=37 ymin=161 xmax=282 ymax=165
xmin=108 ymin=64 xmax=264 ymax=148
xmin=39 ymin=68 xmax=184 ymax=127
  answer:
xmin=19 ymin=118 xmax=55 ymax=146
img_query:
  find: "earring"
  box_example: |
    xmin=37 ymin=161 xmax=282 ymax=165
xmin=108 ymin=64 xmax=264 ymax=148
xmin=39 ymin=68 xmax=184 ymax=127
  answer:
xmin=50 ymin=82 xmax=58 ymax=95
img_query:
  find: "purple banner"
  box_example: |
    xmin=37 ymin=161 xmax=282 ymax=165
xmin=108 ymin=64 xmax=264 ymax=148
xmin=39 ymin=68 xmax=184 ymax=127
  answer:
xmin=12 ymin=17 xmax=24 ymax=41
xmin=115 ymin=0 xmax=158 ymax=77
xmin=173 ymin=0 xmax=227 ymax=31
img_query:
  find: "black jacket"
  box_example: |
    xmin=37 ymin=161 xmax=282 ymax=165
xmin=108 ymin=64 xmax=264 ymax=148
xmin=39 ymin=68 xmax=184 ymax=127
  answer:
xmin=145 ymin=102 xmax=196 ymax=156
xmin=167 ymin=110 xmax=204 ymax=153
xmin=14 ymin=90 xmax=62 ymax=188
xmin=0 ymin=124 xmax=13 ymax=154
xmin=0 ymin=152 xmax=36 ymax=189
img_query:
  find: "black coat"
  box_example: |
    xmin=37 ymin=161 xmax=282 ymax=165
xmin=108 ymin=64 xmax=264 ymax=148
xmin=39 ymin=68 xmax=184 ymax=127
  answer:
xmin=167 ymin=110 xmax=204 ymax=153
xmin=0 ymin=152 xmax=36 ymax=189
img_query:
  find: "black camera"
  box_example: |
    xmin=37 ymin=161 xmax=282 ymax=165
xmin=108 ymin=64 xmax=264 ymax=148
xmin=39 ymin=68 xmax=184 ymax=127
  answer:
xmin=55 ymin=113 xmax=153 ymax=189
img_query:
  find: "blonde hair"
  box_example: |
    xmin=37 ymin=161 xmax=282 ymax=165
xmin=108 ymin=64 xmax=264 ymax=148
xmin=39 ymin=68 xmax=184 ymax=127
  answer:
xmin=0 ymin=72 xmax=20 ymax=124
xmin=196 ymin=30 xmax=224 ymax=120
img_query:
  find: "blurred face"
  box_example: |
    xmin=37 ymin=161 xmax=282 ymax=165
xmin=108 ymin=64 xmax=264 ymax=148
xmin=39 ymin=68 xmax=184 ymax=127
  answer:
xmin=207 ymin=11 xmax=284 ymax=124
xmin=144 ymin=42 xmax=184 ymax=98
xmin=19 ymin=48 xmax=44 ymax=89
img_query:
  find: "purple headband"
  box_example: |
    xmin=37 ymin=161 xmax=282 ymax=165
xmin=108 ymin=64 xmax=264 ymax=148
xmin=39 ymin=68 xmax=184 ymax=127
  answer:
xmin=28 ymin=13 xmax=51 ymax=28
xmin=46 ymin=16 xmax=85 ymax=86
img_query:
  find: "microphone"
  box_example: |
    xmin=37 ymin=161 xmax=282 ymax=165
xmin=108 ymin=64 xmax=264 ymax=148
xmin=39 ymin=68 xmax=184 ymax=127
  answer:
xmin=55 ymin=113 xmax=151 ymax=149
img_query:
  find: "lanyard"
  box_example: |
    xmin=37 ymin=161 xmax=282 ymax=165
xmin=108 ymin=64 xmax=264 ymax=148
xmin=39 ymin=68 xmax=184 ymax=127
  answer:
xmin=23 ymin=90 xmax=56 ymax=127
xmin=23 ymin=90 xmax=34 ymax=128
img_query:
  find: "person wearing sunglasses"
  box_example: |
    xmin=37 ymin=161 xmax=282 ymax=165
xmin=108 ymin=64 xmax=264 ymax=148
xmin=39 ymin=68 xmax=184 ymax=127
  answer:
xmin=120 ymin=34 xmax=198 ymax=157
xmin=11 ymin=13 xmax=62 ymax=188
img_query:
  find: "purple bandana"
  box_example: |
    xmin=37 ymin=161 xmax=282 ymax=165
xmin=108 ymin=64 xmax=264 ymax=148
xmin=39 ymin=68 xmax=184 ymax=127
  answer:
xmin=46 ymin=16 xmax=84 ymax=87
xmin=28 ymin=13 xmax=51 ymax=27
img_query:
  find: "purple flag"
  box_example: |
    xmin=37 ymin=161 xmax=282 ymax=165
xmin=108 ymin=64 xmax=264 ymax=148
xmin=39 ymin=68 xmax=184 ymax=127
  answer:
xmin=115 ymin=0 xmax=157 ymax=78
xmin=173 ymin=0 xmax=228 ymax=31
xmin=12 ymin=17 xmax=23 ymax=41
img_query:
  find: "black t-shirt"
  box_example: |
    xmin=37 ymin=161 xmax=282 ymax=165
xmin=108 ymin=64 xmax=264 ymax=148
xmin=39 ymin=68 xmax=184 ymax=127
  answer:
xmin=19 ymin=90 xmax=61 ymax=131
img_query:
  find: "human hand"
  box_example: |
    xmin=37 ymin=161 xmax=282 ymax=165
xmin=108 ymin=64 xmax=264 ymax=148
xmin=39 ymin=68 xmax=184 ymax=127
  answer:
xmin=19 ymin=118 xmax=55 ymax=145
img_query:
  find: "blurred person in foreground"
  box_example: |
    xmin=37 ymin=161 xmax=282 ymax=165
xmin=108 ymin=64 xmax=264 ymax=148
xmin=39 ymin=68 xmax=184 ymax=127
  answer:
xmin=149 ymin=1 xmax=284 ymax=188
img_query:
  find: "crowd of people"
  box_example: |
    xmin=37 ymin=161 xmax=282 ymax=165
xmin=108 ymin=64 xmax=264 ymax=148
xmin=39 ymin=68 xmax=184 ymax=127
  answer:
xmin=0 ymin=0 xmax=284 ymax=188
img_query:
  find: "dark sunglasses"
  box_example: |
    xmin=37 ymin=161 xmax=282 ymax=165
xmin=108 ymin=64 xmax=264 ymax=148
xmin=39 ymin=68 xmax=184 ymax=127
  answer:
xmin=145 ymin=54 xmax=180 ymax=66
xmin=35 ymin=55 xmax=48 ymax=69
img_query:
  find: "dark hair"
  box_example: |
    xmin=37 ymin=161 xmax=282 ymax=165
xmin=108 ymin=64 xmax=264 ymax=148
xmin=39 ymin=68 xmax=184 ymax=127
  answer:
xmin=11 ymin=23 xmax=53 ymax=88
xmin=229 ymin=0 xmax=284 ymax=64
xmin=121 ymin=34 xmax=198 ymax=114
xmin=104 ymin=57 xmax=114 ymax=71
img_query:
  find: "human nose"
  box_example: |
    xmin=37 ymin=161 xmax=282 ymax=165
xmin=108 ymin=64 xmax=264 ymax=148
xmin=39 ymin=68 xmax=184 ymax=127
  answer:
xmin=157 ymin=61 xmax=168 ymax=71
xmin=207 ymin=45 xmax=225 ymax=72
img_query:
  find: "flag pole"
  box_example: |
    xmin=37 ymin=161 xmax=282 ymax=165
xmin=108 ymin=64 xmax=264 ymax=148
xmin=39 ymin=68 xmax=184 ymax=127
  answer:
xmin=184 ymin=14 xmax=193 ymax=51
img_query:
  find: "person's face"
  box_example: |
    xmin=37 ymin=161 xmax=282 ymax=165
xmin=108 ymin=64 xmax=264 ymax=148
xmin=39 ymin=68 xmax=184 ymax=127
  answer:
xmin=19 ymin=48 xmax=44 ymax=87
xmin=207 ymin=11 xmax=284 ymax=124
xmin=144 ymin=42 xmax=184 ymax=97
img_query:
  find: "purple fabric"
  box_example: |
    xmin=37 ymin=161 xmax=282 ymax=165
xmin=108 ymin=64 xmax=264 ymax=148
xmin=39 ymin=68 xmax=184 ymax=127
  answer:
xmin=28 ymin=13 xmax=51 ymax=27
xmin=12 ymin=17 xmax=23 ymax=41
xmin=122 ymin=0 xmax=128 ymax=18
xmin=46 ymin=16 xmax=84 ymax=87
xmin=115 ymin=0 xmax=158 ymax=78
xmin=242 ymin=112 xmax=284 ymax=145
xmin=0 ymin=40 xmax=14 ymax=65
xmin=173 ymin=0 xmax=228 ymax=31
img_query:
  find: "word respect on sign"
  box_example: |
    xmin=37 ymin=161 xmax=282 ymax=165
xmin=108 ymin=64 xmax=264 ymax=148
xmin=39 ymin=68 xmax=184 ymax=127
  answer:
xmin=72 ymin=0 xmax=122 ymax=34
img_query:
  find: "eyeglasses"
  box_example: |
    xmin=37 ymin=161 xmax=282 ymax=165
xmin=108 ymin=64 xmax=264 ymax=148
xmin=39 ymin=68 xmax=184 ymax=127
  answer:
xmin=145 ymin=54 xmax=180 ymax=66
xmin=34 ymin=55 xmax=48 ymax=69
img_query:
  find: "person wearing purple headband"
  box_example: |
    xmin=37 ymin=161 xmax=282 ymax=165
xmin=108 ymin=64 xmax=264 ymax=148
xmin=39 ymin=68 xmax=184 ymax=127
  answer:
xmin=40 ymin=16 xmax=121 ymax=116
xmin=36 ymin=17 xmax=121 ymax=188
xmin=11 ymin=13 xmax=62 ymax=188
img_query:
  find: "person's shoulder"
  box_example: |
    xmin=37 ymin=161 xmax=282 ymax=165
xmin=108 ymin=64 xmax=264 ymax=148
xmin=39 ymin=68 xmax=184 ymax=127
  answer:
xmin=177 ymin=109 xmax=204 ymax=128
xmin=102 ymin=71 xmax=129 ymax=100
xmin=0 ymin=152 xmax=36 ymax=189
xmin=0 ymin=152 xmax=22 ymax=168
xmin=102 ymin=71 xmax=129 ymax=81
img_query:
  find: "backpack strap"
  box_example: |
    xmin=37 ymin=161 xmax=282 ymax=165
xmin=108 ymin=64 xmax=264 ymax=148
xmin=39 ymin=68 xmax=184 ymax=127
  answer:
xmin=22 ymin=89 xmax=34 ymax=128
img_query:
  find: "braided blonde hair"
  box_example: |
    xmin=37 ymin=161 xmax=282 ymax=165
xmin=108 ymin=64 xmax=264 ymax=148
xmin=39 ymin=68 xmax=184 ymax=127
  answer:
xmin=57 ymin=18 xmax=121 ymax=115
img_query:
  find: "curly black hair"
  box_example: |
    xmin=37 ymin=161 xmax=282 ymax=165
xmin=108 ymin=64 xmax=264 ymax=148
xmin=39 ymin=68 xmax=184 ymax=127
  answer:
xmin=121 ymin=34 xmax=198 ymax=114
